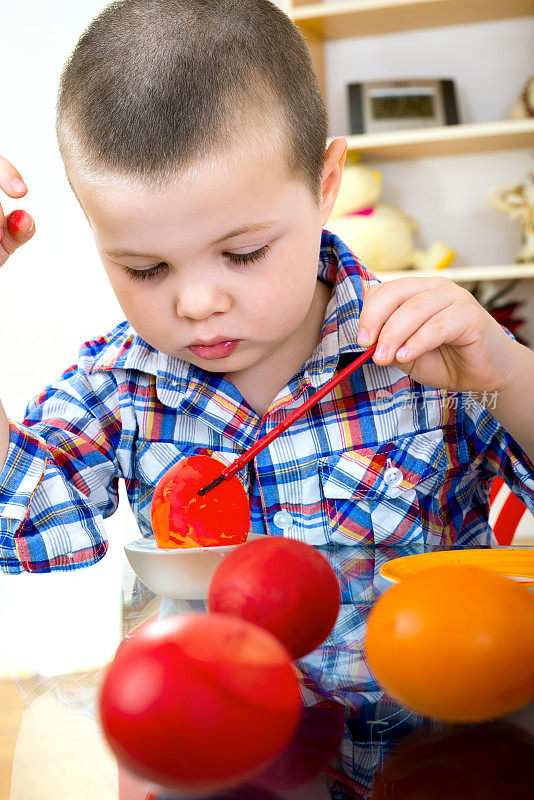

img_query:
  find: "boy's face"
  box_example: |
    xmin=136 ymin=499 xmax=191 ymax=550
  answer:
xmin=69 ymin=135 xmax=345 ymax=379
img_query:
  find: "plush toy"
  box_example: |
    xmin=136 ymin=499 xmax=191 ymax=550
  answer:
xmin=326 ymin=159 xmax=455 ymax=273
xmin=487 ymin=172 xmax=534 ymax=264
xmin=510 ymin=76 xmax=534 ymax=119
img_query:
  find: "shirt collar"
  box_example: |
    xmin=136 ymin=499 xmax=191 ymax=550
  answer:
xmin=304 ymin=229 xmax=378 ymax=389
xmin=88 ymin=322 xmax=254 ymax=421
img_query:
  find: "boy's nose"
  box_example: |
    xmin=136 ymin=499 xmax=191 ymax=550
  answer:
xmin=175 ymin=280 xmax=231 ymax=321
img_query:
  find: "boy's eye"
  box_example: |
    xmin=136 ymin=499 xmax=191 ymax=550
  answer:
xmin=225 ymin=244 xmax=270 ymax=265
xmin=124 ymin=263 xmax=168 ymax=281
xmin=122 ymin=245 xmax=270 ymax=280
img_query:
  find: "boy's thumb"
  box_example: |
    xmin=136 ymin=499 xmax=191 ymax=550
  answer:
xmin=2 ymin=210 xmax=35 ymax=254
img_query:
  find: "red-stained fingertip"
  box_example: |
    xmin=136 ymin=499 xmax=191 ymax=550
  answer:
xmin=7 ymin=210 xmax=31 ymax=237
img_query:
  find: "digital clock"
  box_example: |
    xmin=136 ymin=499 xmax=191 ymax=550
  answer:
xmin=348 ymin=79 xmax=459 ymax=134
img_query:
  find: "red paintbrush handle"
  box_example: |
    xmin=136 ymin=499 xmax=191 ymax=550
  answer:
xmin=221 ymin=343 xmax=377 ymax=480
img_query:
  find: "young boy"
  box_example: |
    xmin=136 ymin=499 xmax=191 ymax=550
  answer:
xmin=2 ymin=2 xmax=534 ymax=792
xmin=1 ymin=0 xmax=534 ymax=577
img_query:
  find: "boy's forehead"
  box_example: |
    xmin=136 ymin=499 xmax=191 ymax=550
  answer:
xmin=71 ymin=136 xmax=306 ymax=228
xmin=70 ymin=138 xmax=315 ymax=254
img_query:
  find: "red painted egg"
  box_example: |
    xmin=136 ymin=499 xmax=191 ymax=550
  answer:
xmin=151 ymin=455 xmax=249 ymax=548
xmin=99 ymin=613 xmax=302 ymax=794
xmin=208 ymin=537 xmax=341 ymax=658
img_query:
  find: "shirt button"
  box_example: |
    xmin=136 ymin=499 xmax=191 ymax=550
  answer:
xmin=383 ymin=466 xmax=403 ymax=487
xmin=273 ymin=510 xmax=293 ymax=530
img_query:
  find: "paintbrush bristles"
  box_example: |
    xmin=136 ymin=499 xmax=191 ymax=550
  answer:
xmin=197 ymin=473 xmax=225 ymax=496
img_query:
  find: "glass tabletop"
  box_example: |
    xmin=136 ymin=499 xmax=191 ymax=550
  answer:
xmin=2 ymin=541 xmax=533 ymax=799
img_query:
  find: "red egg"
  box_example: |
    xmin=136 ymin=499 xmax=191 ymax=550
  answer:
xmin=99 ymin=613 xmax=302 ymax=795
xmin=151 ymin=455 xmax=250 ymax=548
xmin=208 ymin=537 xmax=342 ymax=658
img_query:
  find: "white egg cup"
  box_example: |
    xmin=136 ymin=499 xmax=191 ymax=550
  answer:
xmin=125 ymin=533 xmax=264 ymax=617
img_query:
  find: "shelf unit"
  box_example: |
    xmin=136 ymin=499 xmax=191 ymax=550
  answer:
xmin=376 ymin=263 xmax=534 ymax=283
xmin=290 ymin=1 xmax=534 ymax=42
xmin=341 ymin=119 xmax=534 ymax=160
xmin=286 ymin=0 xmax=534 ymax=98
xmin=285 ymin=0 xmax=534 ymax=283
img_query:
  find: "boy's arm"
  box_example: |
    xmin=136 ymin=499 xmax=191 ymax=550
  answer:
xmin=0 ymin=361 xmax=124 ymax=575
xmin=490 ymin=341 xmax=534 ymax=466
xmin=0 ymin=156 xmax=121 ymax=575
xmin=356 ymin=276 xmax=534 ymax=511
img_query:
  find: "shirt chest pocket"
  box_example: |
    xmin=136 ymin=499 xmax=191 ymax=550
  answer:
xmin=134 ymin=442 xmax=250 ymax=535
xmin=319 ymin=430 xmax=448 ymax=546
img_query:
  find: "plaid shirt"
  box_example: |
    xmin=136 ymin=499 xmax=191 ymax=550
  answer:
xmin=1 ymin=229 xmax=534 ymax=577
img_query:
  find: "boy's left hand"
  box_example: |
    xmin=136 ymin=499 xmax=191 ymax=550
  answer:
xmin=357 ymin=276 xmax=519 ymax=395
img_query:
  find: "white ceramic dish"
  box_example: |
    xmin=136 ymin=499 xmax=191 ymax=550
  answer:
xmin=125 ymin=533 xmax=264 ymax=600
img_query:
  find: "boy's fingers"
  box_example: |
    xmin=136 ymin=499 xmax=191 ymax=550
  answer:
xmin=0 ymin=156 xmax=31 ymax=262
xmin=370 ymin=290 xmax=455 ymax=364
xmin=0 ymin=155 xmax=27 ymax=198
xmin=357 ymin=277 xmax=455 ymax=346
xmin=394 ymin=307 xmax=466 ymax=364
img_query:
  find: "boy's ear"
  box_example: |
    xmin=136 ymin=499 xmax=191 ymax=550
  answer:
xmin=320 ymin=137 xmax=347 ymax=225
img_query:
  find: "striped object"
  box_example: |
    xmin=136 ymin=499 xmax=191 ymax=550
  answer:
xmin=490 ymin=476 xmax=534 ymax=545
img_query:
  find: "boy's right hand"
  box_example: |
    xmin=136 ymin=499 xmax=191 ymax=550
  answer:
xmin=0 ymin=155 xmax=35 ymax=267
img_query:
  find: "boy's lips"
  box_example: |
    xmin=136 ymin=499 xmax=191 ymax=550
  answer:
xmin=188 ymin=339 xmax=241 ymax=360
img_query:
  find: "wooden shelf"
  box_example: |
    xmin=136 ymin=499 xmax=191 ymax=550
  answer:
xmin=291 ymin=0 xmax=534 ymax=40
xmin=338 ymin=119 xmax=534 ymax=160
xmin=287 ymin=2 xmax=534 ymax=290
xmin=376 ymin=263 xmax=534 ymax=282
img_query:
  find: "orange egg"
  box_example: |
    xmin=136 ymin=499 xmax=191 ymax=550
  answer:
xmin=365 ymin=565 xmax=534 ymax=722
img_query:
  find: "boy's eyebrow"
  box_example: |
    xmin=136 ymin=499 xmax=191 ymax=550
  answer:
xmin=211 ymin=220 xmax=281 ymax=244
xmin=103 ymin=220 xmax=281 ymax=259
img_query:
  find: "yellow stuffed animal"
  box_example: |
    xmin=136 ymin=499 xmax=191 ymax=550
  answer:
xmin=326 ymin=159 xmax=455 ymax=273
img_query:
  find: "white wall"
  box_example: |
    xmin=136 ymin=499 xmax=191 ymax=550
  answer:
xmin=1 ymin=1 xmax=134 ymax=677
xmin=1 ymin=1 xmax=125 ymax=416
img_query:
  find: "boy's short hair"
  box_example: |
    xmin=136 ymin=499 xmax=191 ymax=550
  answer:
xmin=56 ymin=0 xmax=328 ymax=202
